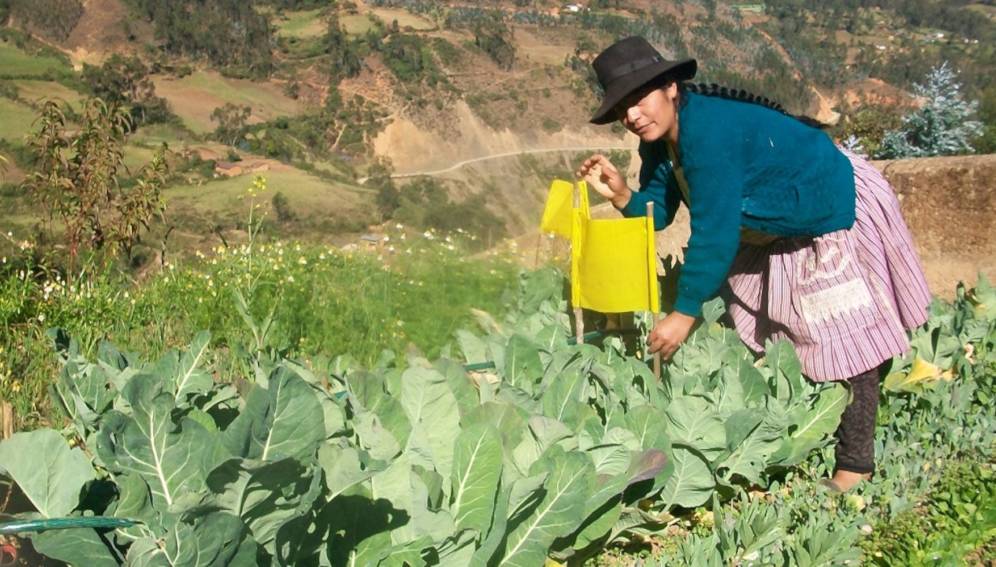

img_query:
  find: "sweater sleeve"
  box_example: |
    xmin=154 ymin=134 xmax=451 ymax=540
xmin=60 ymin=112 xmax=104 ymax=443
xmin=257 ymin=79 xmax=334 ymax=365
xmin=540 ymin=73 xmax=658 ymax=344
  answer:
xmin=619 ymin=142 xmax=681 ymax=229
xmin=672 ymin=138 xmax=744 ymax=318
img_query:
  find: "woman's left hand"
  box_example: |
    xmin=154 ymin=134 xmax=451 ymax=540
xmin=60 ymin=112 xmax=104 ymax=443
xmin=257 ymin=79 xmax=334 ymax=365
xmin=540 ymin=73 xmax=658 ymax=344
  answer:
xmin=647 ymin=311 xmax=697 ymax=360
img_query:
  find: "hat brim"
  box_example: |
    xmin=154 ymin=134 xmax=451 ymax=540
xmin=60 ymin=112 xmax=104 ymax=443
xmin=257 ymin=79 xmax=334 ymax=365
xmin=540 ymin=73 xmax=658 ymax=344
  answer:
xmin=589 ymin=59 xmax=697 ymax=125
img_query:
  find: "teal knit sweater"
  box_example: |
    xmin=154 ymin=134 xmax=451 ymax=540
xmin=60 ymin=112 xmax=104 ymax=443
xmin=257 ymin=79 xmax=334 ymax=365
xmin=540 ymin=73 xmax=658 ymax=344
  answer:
xmin=620 ymin=91 xmax=856 ymax=316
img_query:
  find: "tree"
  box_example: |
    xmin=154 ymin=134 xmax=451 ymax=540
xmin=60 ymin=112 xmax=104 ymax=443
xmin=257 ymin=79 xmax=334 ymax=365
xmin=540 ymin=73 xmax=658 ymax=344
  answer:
xmin=473 ymin=14 xmax=515 ymax=71
xmin=81 ymin=54 xmax=173 ymax=126
xmin=211 ymin=103 xmax=252 ymax=146
xmin=271 ymin=191 xmax=297 ymax=223
xmin=325 ymin=13 xmax=362 ymax=81
xmin=25 ymin=99 xmax=169 ymax=268
xmin=876 ymin=62 xmax=983 ymax=159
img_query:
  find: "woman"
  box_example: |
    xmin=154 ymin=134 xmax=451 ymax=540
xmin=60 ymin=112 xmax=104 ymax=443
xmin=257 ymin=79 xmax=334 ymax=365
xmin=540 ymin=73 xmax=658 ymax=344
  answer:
xmin=578 ymin=36 xmax=930 ymax=492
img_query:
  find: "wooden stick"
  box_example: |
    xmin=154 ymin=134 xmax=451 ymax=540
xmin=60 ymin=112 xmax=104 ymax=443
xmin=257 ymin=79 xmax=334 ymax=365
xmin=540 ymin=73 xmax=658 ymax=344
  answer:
xmin=574 ymin=180 xmax=584 ymax=345
xmin=647 ymin=202 xmax=661 ymax=379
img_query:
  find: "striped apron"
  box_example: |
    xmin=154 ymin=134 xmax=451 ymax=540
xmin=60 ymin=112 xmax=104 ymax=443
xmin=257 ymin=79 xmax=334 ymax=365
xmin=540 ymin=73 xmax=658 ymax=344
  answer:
xmin=721 ymin=149 xmax=931 ymax=382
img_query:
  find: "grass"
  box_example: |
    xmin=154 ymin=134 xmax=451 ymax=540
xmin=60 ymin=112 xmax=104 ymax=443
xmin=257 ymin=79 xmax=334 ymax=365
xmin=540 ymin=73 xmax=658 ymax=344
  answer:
xmin=129 ymin=122 xmax=196 ymax=146
xmin=0 ymin=224 xmax=518 ymax=431
xmin=368 ymin=8 xmax=435 ymax=30
xmin=165 ymin=168 xmax=372 ymax=224
xmin=861 ymin=458 xmax=996 ymax=564
xmin=11 ymin=80 xmax=84 ymax=110
xmin=0 ymin=43 xmax=70 ymax=78
xmin=0 ymin=98 xmax=37 ymax=144
xmin=275 ymin=8 xmax=328 ymax=39
xmin=122 ymin=144 xmax=161 ymax=172
xmin=341 ymin=13 xmax=378 ymax=36
xmin=152 ymin=71 xmax=304 ymax=134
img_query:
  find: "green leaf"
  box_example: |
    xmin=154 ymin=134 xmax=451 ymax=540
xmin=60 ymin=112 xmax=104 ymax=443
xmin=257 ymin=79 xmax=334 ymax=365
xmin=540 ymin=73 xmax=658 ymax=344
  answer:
xmin=540 ymin=369 xmax=587 ymax=430
xmin=450 ymin=423 xmax=503 ymax=533
xmin=664 ymin=395 xmax=727 ymax=460
xmin=0 ymin=429 xmax=95 ymax=518
xmin=765 ymin=340 xmax=803 ymax=402
xmin=96 ymin=373 xmax=215 ymax=509
xmin=501 ymin=448 xmax=594 ymax=567
xmin=512 ymin=416 xmax=575 ymax=474
xmin=108 ymin=473 xmax=157 ymax=538
xmin=401 ymin=366 xmax=461 ymax=479
xmin=625 ymin=405 xmax=670 ymax=452
xmin=435 ymin=359 xmax=483 ymax=419
xmin=468 ymin=482 xmax=513 ymax=567
xmin=458 ymin=330 xmax=489 ymax=364
xmin=164 ymin=511 xmax=257 ymax=566
xmin=31 ymin=528 xmax=118 ymax=566
xmin=206 ymin=457 xmax=321 ymax=552
xmin=50 ymin=357 xmax=115 ymax=435
xmin=716 ymin=413 xmax=782 ymax=486
xmin=504 ymin=334 xmax=544 ymax=389
xmin=465 ymin=402 xmax=527 ymax=463
xmin=319 ymin=444 xmax=385 ymax=500
xmin=586 ymin=427 xmax=641 ymax=476
xmin=353 ymin=410 xmax=402 ymax=461
xmin=325 ymin=494 xmax=411 ymax=566
xmin=173 ymin=331 xmax=213 ymax=401
xmin=659 ymin=446 xmax=715 ymax=509
xmin=771 ymin=383 xmax=848 ymax=466
xmin=222 ymin=367 xmax=325 ymax=462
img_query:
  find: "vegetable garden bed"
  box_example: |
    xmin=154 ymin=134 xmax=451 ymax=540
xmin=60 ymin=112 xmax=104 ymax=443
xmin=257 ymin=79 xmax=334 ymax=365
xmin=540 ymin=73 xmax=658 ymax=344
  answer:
xmin=0 ymin=270 xmax=992 ymax=566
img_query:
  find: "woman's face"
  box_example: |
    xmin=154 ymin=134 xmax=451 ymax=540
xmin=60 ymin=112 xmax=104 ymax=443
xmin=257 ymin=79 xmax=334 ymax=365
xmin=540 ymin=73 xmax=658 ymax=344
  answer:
xmin=615 ymin=81 xmax=679 ymax=143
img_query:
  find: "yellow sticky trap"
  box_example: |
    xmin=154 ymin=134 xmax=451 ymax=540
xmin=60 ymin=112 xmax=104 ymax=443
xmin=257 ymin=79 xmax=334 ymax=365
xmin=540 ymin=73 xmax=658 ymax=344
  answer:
xmin=576 ymin=217 xmax=659 ymax=313
xmin=540 ymin=179 xmax=590 ymax=238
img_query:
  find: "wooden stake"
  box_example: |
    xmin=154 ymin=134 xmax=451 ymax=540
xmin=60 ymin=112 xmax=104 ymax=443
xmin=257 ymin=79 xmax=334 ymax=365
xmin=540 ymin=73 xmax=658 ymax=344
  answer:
xmin=1 ymin=401 xmax=13 ymax=440
xmin=647 ymin=202 xmax=661 ymax=379
xmin=573 ymin=180 xmax=584 ymax=345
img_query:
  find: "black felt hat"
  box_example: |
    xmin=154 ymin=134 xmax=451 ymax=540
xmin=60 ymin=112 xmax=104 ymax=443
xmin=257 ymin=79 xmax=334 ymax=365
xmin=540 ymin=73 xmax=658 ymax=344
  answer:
xmin=589 ymin=36 xmax=697 ymax=125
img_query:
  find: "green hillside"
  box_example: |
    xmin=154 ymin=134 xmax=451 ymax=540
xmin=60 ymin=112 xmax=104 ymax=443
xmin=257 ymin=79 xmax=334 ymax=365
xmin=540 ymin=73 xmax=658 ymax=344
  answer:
xmin=0 ymin=0 xmax=992 ymax=257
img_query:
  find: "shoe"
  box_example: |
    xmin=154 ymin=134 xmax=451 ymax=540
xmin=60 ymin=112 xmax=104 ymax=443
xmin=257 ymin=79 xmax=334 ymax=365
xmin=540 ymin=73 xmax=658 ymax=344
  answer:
xmin=819 ymin=478 xmax=846 ymax=493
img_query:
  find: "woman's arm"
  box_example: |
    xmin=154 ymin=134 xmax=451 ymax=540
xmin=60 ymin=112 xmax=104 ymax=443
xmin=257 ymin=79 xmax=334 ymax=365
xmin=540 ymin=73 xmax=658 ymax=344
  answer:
xmin=578 ymin=145 xmax=680 ymax=230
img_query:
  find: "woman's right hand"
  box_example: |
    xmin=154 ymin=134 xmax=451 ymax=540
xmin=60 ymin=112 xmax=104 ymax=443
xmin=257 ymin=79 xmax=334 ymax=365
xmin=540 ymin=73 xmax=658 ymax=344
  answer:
xmin=577 ymin=154 xmax=632 ymax=209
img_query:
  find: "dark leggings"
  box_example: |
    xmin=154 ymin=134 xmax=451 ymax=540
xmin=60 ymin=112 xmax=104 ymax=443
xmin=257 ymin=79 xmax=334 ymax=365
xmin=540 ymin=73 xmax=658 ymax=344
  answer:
xmin=833 ymin=364 xmax=884 ymax=475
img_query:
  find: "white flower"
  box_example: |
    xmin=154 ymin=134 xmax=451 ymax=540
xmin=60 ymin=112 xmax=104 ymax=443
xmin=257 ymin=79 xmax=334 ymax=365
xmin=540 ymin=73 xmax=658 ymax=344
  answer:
xmin=298 ymin=256 xmax=308 ymax=265
xmin=423 ymin=231 xmax=434 ymax=240
xmin=37 ymin=314 xmax=46 ymax=323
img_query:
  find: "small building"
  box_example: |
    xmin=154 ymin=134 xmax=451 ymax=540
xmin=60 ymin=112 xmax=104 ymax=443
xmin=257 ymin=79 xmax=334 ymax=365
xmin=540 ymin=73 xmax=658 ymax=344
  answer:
xmin=213 ymin=160 xmax=270 ymax=178
xmin=214 ymin=161 xmax=244 ymax=178
xmin=360 ymin=234 xmax=386 ymax=249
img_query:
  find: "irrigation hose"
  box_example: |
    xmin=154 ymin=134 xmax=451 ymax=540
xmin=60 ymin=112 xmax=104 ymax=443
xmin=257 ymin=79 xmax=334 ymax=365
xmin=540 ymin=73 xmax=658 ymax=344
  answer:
xmin=0 ymin=517 xmax=137 ymax=535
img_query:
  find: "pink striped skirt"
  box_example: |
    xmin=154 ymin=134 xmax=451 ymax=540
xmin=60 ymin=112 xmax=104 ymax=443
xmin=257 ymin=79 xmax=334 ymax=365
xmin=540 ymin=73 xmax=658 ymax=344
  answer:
xmin=724 ymin=150 xmax=931 ymax=382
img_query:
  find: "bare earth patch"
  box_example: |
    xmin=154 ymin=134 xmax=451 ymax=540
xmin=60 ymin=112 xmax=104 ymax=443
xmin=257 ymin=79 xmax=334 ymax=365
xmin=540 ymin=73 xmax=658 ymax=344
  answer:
xmin=153 ymin=71 xmax=305 ymax=134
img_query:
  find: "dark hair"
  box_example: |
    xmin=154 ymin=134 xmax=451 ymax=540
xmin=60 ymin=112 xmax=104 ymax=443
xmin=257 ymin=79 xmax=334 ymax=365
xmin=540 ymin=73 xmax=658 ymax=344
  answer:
xmin=653 ymin=75 xmax=827 ymax=129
